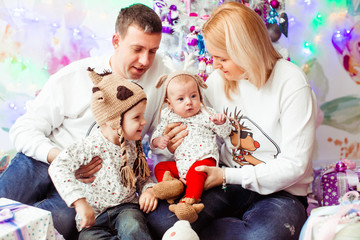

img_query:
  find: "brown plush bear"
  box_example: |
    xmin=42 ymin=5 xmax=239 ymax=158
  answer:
xmin=169 ymin=198 xmax=204 ymax=224
xmin=153 ymin=171 xmax=184 ymax=204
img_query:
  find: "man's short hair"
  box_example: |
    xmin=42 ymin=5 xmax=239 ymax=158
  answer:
xmin=115 ymin=4 xmax=162 ymax=37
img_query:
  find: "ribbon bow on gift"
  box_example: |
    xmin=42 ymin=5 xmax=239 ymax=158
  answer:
xmin=316 ymin=159 xmax=359 ymax=206
xmin=0 ymin=203 xmax=30 ymax=240
xmin=0 ymin=208 xmax=15 ymax=222
xmin=335 ymin=159 xmax=356 ymax=172
xmin=334 ymin=160 xmax=359 ymax=198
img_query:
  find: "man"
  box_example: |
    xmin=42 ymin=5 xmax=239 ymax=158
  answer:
xmin=0 ymin=4 xmax=182 ymax=239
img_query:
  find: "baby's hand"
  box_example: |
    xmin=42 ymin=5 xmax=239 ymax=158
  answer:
xmin=139 ymin=187 xmax=158 ymax=213
xmin=210 ymin=113 xmax=226 ymax=125
xmin=152 ymin=136 xmax=170 ymax=149
xmin=73 ymin=198 xmax=96 ymax=229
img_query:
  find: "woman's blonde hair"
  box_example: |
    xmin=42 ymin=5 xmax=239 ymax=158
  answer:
xmin=202 ymin=2 xmax=281 ymax=100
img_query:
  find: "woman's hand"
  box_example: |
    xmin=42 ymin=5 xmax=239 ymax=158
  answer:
xmin=195 ymin=165 xmax=223 ymax=190
xmin=163 ymin=122 xmax=188 ymax=153
xmin=75 ymin=156 xmax=102 ymax=183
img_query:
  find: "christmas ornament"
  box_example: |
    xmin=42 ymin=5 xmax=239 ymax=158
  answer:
xmin=279 ymin=12 xmax=288 ymax=37
xmin=331 ymin=30 xmax=351 ymax=55
xmin=267 ymin=6 xmax=278 ymax=24
xmin=206 ymin=57 xmax=213 ymax=74
xmin=167 ymin=5 xmax=179 ymax=25
xmin=269 ymin=0 xmax=280 ymax=9
xmin=198 ymin=56 xmax=206 ymax=72
xmin=197 ymin=34 xmax=205 ymax=55
xmin=162 ymin=19 xmax=173 ymax=34
xmin=263 ymin=0 xmax=267 ymax=25
xmin=186 ymin=26 xmax=199 ymax=46
xmin=267 ymin=23 xmax=281 ymax=42
xmin=198 ymin=71 xmax=207 ymax=81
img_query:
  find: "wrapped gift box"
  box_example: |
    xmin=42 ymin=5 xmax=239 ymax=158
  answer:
xmin=0 ymin=198 xmax=56 ymax=240
xmin=300 ymin=191 xmax=360 ymax=240
xmin=318 ymin=160 xmax=360 ymax=206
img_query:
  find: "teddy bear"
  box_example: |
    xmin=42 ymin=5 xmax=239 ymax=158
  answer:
xmin=153 ymin=171 xmax=184 ymax=204
xmin=169 ymin=198 xmax=204 ymax=224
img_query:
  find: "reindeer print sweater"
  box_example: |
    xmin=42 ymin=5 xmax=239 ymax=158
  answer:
xmin=203 ymin=59 xmax=317 ymax=196
xmin=150 ymin=106 xmax=232 ymax=178
xmin=49 ymin=129 xmax=154 ymax=231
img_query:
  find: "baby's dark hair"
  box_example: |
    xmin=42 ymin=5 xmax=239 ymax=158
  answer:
xmin=115 ymin=4 xmax=162 ymax=37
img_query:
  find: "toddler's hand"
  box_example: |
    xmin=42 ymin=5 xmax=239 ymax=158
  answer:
xmin=73 ymin=198 xmax=96 ymax=229
xmin=139 ymin=187 xmax=158 ymax=213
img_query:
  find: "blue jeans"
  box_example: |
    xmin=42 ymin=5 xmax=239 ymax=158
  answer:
xmin=147 ymin=184 xmax=308 ymax=240
xmin=79 ymin=203 xmax=152 ymax=240
xmin=0 ymin=153 xmax=78 ymax=240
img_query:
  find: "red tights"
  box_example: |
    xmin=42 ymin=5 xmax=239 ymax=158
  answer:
xmin=154 ymin=158 xmax=216 ymax=200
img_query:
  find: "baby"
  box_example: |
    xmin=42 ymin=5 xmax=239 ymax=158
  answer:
xmin=151 ymin=71 xmax=231 ymax=223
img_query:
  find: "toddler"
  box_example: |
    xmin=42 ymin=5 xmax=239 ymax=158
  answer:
xmin=49 ymin=69 xmax=156 ymax=239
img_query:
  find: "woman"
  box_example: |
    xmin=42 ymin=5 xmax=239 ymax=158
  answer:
xmin=198 ymin=2 xmax=316 ymax=239
xmin=148 ymin=2 xmax=317 ymax=239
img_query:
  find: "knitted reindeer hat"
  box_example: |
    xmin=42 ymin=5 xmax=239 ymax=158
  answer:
xmin=88 ymin=67 xmax=150 ymax=188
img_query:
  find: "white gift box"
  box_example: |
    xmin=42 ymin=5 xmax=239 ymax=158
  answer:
xmin=0 ymin=198 xmax=56 ymax=240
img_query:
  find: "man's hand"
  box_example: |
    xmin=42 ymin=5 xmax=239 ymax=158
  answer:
xmin=75 ymin=156 xmax=102 ymax=183
xmin=163 ymin=122 xmax=188 ymax=153
xmin=47 ymin=147 xmax=61 ymax=164
xmin=139 ymin=187 xmax=158 ymax=214
xmin=195 ymin=165 xmax=223 ymax=190
xmin=73 ymin=198 xmax=96 ymax=229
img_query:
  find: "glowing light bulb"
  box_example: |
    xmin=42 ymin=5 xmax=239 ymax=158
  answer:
xmin=303 ymin=41 xmax=313 ymax=55
xmin=9 ymin=103 xmax=16 ymax=110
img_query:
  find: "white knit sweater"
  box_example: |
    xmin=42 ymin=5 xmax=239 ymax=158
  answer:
xmin=203 ymin=59 xmax=317 ymax=196
xmin=10 ymin=54 xmax=168 ymax=163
